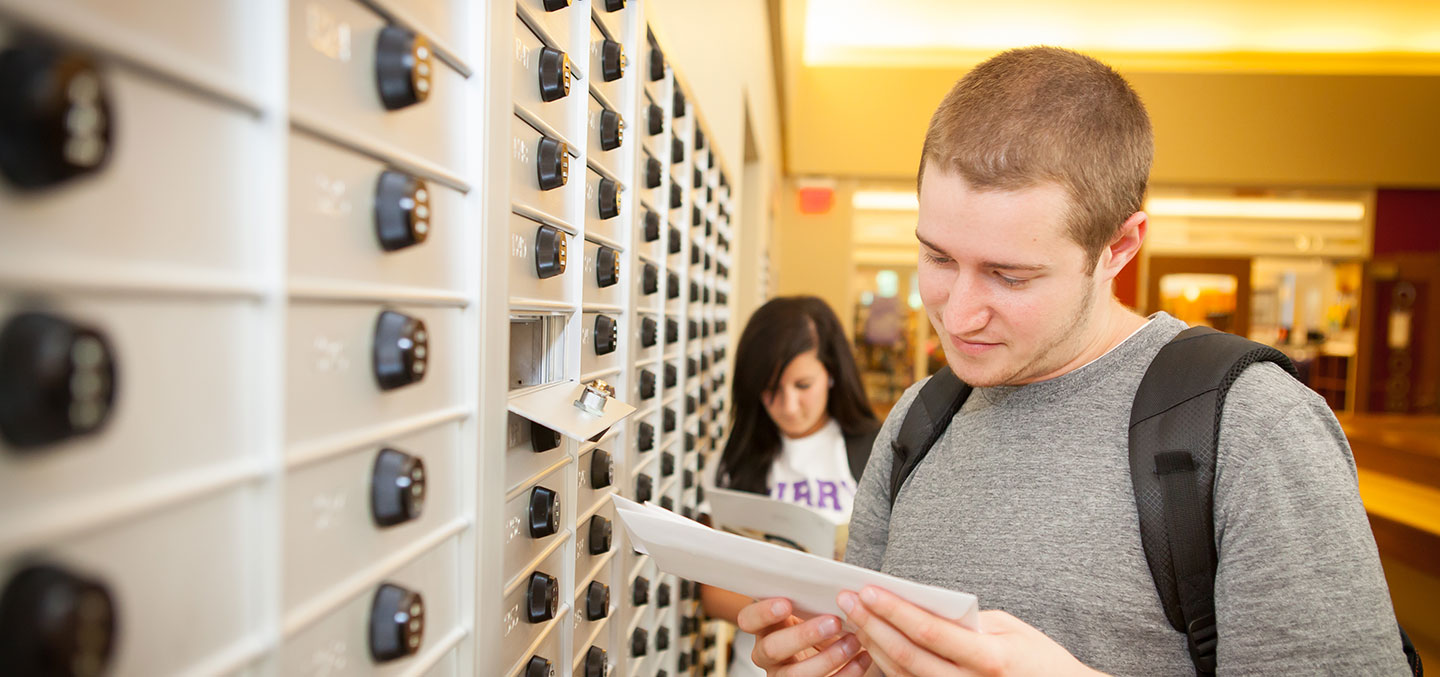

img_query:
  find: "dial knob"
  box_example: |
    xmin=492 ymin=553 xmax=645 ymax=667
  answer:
xmin=536 ymin=137 xmax=569 ymax=191
xmin=598 ymin=110 xmax=623 ymax=151
xmin=0 ymin=43 xmax=112 ymax=189
xmin=584 ymin=646 xmax=610 ymax=677
xmin=526 ymin=656 xmax=554 ymax=677
xmin=528 ymin=486 xmax=560 ymax=538
xmin=538 ymin=47 xmax=571 ymax=102
xmin=590 ymin=450 xmax=614 ymax=488
xmin=375 ymin=25 xmax=432 ymax=110
xmin=374 ymin=169 xmax=431 ymax=251
xmin=648 ymin=47 xmax=665 ymax=82
xmin=635 ymin=474 xmax=653 ymax=503
xmin=599 ymin=40 xmax=625 ymax=82
xmin=636 ymin=421 xmax=655 ymax=451
xmin=585 ymin=581 xmax=609 ymax=620
xmin=0 ymin=312 xmax=116 ymax=450
xmin=369 ymin=583 xmax=424 ymax=662
xmin=531 ymin=420 xmax=561 ymax=453
xmin=588 ymin=515 xmax=613 ymax=554
xmin=597 ymin=178 xmax=620 ymax=220
xmin=526 ymin=572 xmax=559 ymax=623
xmin=372 ymin=448 xmax=426 ymax=527
xmin=593 ymin=315 xmax=617 ymax=355
xmin=534 ymin=224 xmax=567 ymax=279
xmin=372 ymin=310 xmax=428 ymax=391
xmin=0 ymin=564 xmax=116 ymax=676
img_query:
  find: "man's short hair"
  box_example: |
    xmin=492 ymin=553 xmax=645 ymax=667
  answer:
xmin=918 ymin=46 xmax=1153 ymax=271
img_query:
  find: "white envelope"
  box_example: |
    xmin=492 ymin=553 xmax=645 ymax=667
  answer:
xmin=610 ymin=494 xmax=982 ymax=632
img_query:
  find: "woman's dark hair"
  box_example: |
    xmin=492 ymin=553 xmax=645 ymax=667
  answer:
xmin=717 ymin=296 xmax=878 ymax=494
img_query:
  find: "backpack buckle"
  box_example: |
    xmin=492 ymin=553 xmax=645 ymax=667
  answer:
xmin=1185 ymin=613 xmax=1218 ymax=674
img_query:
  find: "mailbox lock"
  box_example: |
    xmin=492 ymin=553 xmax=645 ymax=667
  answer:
xmin=375 ymin=25 xmax=432 ymax=110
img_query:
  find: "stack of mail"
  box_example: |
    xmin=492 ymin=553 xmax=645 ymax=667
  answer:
xmin=610 ymin=494 xmax=981 ymax=631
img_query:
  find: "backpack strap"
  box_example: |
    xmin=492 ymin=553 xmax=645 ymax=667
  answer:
xmin=844 ymin=426 xmax=880 ymax=483
xmin=1129 ymin=326 xmax=1296 ymax=676
xmin=888 ymin=367 xmax=972 ymax=510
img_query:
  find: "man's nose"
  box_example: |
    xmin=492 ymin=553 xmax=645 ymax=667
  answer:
xmin=944 ymin=272 xmax=991 ymax=336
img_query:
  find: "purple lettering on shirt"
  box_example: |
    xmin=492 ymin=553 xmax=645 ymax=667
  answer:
xmin=792 ymin=480 xmax=813 ymax=507
xmin=817 ymin=480 xmax=840 ymax=511
xmin=770 ymin=482 xmax=785 ymax=500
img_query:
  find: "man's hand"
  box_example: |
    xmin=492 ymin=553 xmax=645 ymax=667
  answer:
xmin=736 ymin=597 xmax=873 ymax=677
xmin=837 ymin=586 xmax=1104 ymax=677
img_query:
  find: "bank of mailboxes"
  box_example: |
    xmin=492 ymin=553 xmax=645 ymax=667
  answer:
xmin=0 ymin=0 xmax=732 ymax=675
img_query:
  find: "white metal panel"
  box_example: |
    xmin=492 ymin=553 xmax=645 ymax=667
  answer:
xmin=504 ymin=412 xmax=571 ymax=494
xmin=289 ymin=0 xmax=467 ymax=176
xmin=368 ymin=0 xmax=466 ymax=59
xmin=586 ymin=93 xmax=626 ymax=180
xmin=497 ymin=538 xmax=568 ymax=675
xmin=510 ymin=115 xmax=576 ymax=225
xmin=288 ymin=132 xmax=468 ymax=295
xmin=501 ymin=460 xmax=569 ymax=586
xmin=0 ymin=298 xmax=259 ymax=540
xmin=284 ymin=303 xmax=463 ymax=447
xmin=582 ymin=239 xmax=625 ymax=307
xmin=282 ymin=420 xmax=462 ymax=612
xmin=580 ymin=311 xmax=623 ymax=376
xmin=584 ymin=165 xmax=626 ymax=245
xmin=5 ymin=0 xmax=267 ymax=96
xmin=587 ymin=19 xmax=625 ymax=114
xmin=280 ymin=534 xmax=462 ymax=675
xmin=515 ymin=0 xmax=575 ymax=64
xmin=0 ymin=63 xmax=268 ymax=284
xmin=508 ymin=211 xmax=576 ymax=305
xmin=512 ymin=14 xmax=582 ymax=145
xmin=571 ymin=557 xmax=614 ymax=655
xmin=34 ymin=488 xmax=261 ymax=676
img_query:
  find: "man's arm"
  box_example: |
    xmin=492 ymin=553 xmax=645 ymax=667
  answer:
xmin=845 ymin=379 xmax=926 ymax=570
xmin=1212 ymin=363 xmax=1410 ymax=675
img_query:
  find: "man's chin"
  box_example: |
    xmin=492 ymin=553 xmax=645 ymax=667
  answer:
xmin=944 ymin=355 xmax=1011 ymax=388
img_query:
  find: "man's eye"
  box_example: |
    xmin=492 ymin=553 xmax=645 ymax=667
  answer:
xmin=997 ymin=273 xmax=1028 ymax=287
xmin=922 ymin=251 xmax=952 ymax=265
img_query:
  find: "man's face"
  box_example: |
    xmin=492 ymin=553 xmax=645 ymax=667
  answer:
xmin=916 ymin=168 xmax=1101 ymax=387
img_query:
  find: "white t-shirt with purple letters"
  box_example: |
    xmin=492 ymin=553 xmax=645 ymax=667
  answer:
xmin=764 ymin=418 xmax=857 ymax=524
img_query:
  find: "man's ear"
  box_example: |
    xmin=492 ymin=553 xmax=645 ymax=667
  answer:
xmin=1097 ymin=211 xmax=1147 ymax=282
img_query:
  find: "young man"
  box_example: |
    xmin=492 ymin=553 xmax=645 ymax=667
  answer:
xmin=736 ymin=46 xmax=1409 ymax=676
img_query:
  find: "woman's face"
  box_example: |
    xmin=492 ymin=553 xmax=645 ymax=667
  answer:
xmin=761 ymin=349 xmax=832 ymax=438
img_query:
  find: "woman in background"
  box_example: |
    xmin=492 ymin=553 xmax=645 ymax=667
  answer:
xmin=700 ymin=295 xmax=880 ymax=676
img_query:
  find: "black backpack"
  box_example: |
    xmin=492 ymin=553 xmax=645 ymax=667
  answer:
xmin=887 ymin=326 xmax=1423 ymax=676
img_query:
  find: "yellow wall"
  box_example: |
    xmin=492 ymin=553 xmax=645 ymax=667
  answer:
xmin=773 ymin=178 xmax=857 ymax=335
xmin=786 ymin=66 xmax=1440 ymax=187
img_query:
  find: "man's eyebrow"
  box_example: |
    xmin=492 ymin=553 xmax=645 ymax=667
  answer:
xmin=916 ymin=231 xmax=1049 ymax=272
xmin=915 ymin=231 xmax=946 ymax=253
xmin=982 ymin=261 xmax=1049 ymax=272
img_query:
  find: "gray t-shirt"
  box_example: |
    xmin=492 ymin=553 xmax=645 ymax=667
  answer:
xmin=846 ymin=313 xmax=1408 ymax=675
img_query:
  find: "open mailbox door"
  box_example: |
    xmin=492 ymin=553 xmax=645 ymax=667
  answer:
xmin=507 ymin=379 xmax=638 ymax=442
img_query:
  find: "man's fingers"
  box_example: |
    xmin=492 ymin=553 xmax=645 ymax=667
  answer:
xmin=857 ymin=585 xmax=997 ymax=669
xmin=772 ymin=633 xmax=864 ymax=677
xmin=738 ymin=598 xmax=793 ymax=634
xmin=842 ymin=588 xmax=967 ymax=677
xmin=828 ymin=650 xmax=874 ymax=677
xmin=754 ymin=614 xmax=845 ymax=668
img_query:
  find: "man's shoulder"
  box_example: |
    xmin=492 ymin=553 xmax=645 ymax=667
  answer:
xmin=876 ymin=376 xmax=933 ymax=444
xmin=1222 ymin=359 xmax=1333 ymax=433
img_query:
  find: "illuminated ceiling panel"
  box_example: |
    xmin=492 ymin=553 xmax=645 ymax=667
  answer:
xmin=803 ymin=0 xmax=1440 ymax=71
